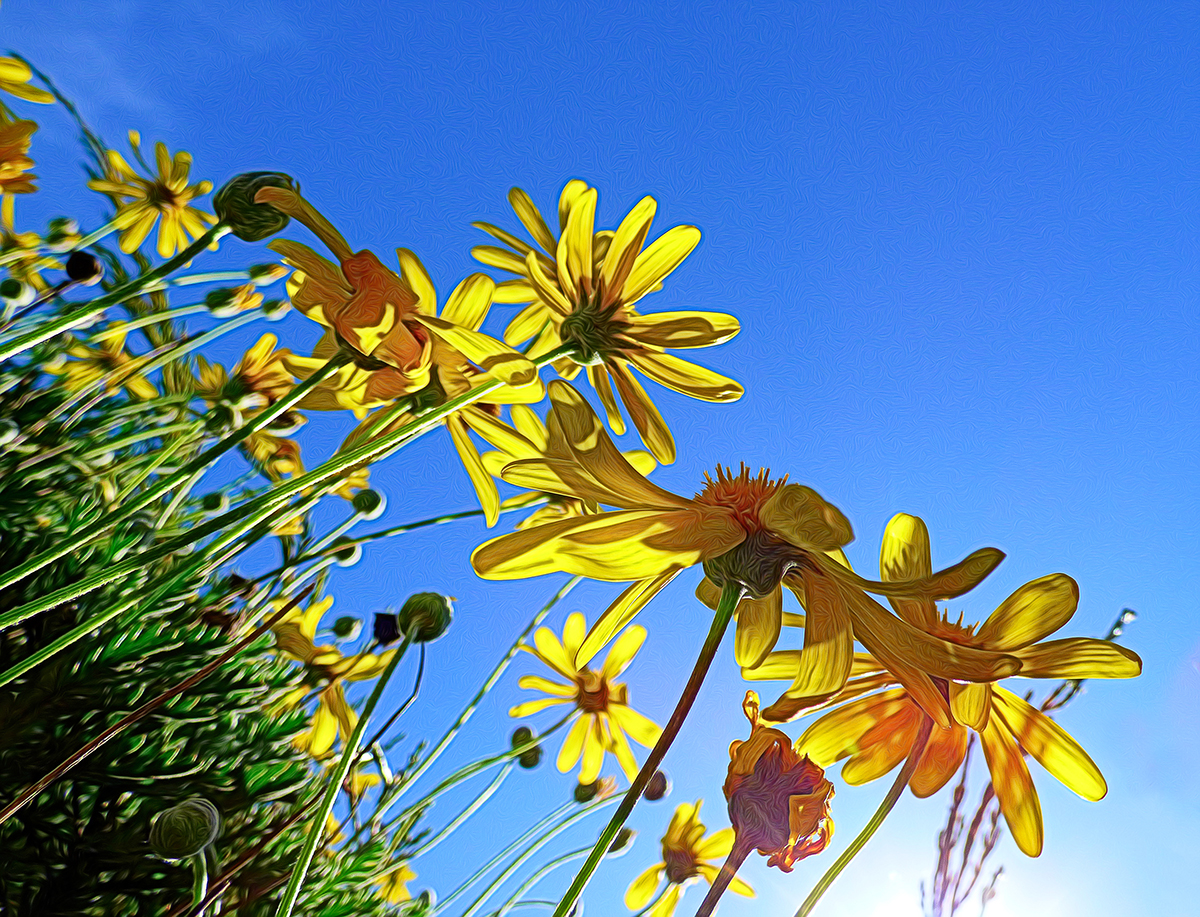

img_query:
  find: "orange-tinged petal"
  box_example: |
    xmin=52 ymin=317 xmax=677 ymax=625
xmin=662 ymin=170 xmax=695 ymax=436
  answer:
xmin=1014 ymin=637 xmax=1142 ymax=679
xmin=880 ymin=512 xmax=938 ymax=629
xmin=991 ymin=687 xmax=1107 ymax=801
xmin=796 ymin=689 xmax=911 ymax=765
xmin=978 ymin=713 xmax=1044 ymax=856
xmin=626 ymin=311 xmax=741 ymax=349
xmin=841 ymin=707 xmax=920 ymax=785
xmin=627 ymin=350 xmax=744 ymax=403
xmin=577 ymin=569 xmax=680 ymax=667
xmin=609 ymin=359 xmax=676 ymax=464
xmin=910 ymin=722 xmax=969 ymax=798
xmin=734 ymin=589 xmax=783 ymax=669
xmin=623 ymin=224 xmax=701 ymax=304
xmin=975 ymin=574 xmax=1080 ymax=651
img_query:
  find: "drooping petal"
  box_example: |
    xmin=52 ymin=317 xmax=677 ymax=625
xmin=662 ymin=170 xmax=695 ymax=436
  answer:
xmin=734 ymin=589 xmax=784 ymax=669
xmin=693 ymin=827 xmax=735 ymax=860
xmin=647 ymin=884 xmax=680 ymax=917
xmin=600 ymin=624 xmax=647 ymax=679
xmin=447 ymin=413 xmax=499 ymax=527
xmin=1013 ymin=638 xmax=1142 ymax=679
xmin=796 ymin=689 xmax=911 ymax=765
xmin=879 ymin=512 xmax=938 ymax=629
xmin=587 ymin=363 xmax=626 ymax=435
xmin=975 ymin=574 xmax=1080 ymax=651
xmin=991 ymin=687 xmax=1107 ymax=801
xmin=413 ymin=313 xmax=536 ymax=387
xmin=626 ymin=311 xmax=741 ymax=349
xmin=950 ymin=682 xmax=992 ymax=732
xmin=909 ymin=723 xmax=969 ymax=798
xmin=625 ymin=864 xmax=666 ymax=911
xmin=557 ymin=716 xmax=591 ymax=774
xmin=822 ymin=547 xmax=1005 ymax=602
xmin=978 ymin=713 xmax=1044 ymax=856
xmin=577 ymin=570 xmax=680 ymax=668
xmin=624 ymin=225 xmax=702 ymax=304
xmin=608 ymin=359 xmax=677 ymax=464
xmin=777 ymin=571 xmax=853 ymax=699
xmin=627 ymin=350 xmax=744 ymax=403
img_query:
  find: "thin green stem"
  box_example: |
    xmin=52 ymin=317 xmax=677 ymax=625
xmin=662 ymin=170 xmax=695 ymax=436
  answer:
xmin=272 ymin=637 xmax=411 ymax=917
xmin=407 ymin=763 xmax=512 ymax=859
xmin=551 ymin=580 xmax=744 ymax=917
xmin=191 ymin=853 xmax=209 ymax=914
xmin=488 ymin=846 xmax=589 ymax=917
xmin=0 ymin=224 xmax=229 ymax=363
xmin=794 ymin=714 xmax=935 ymax=917
xmin=72 ymin=216 xmax=124 ymax=251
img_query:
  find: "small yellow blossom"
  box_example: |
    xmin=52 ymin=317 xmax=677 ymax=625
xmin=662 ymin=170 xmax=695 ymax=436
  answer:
xmin=195 ymin=333 xmax=296 ymax=412
xmin=379 ymin=864 xmax=417 ymax=904
xmin=0 ymin=57 xmax=54 ymax=104
xmin=44 ymin=329 xmax=158 ymax=401
xmin=0 ymin=111 xmax=38 ymax=196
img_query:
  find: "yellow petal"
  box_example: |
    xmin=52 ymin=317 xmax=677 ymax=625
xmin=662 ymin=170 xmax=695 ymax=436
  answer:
xmin=579 ymin=716 xmax=606 ymax=783
xmin=978 ymin=713 xmax=1044 ymax=856
xmin=472 ymin=244 xmax=529 ymax=274
xmin=510 ymin=697 xmax=572 ymax=717
xmin=606 ymin=715 xmax=641 ymax=780
xmin=796 ymin=689 xmax=911 ymax=765
xmin=840 ymin=707 xmax=920 ymax=785
xmin=1014 ymin=638 xmax=1142 ymax=679
xmin=760 ymin=484 xmax=854 ymax=553
xmin=560 ymin=611 xmax=587 ymax=661
xmin=776 ymin=572 xmax=854 ymax=700
xmin=647 ymin=884 xmax=681 ymax=917
xmin=610 ymin=703 xmax=661 ymax=748
xmin=976 ymin=574 xmax=1080 ymax=651
xmin=609 ymin=359 xmax=676 ymax=464
xmin=472 ymin=220 xmax=539 ymax=257
xmin=600 ymin=624 xmax=647 ymax=679
xmin=525 ymin=250 xmax=573 ymax=315
xmin=509 ymin=186 xmax=560 ymax=254
xmin=557 ymin=715 xmax=590 ymax=773
xmin=460 ymin=406 xmax=537 ymax=459
xmin=880 ymin=512 xmax=938 ymax=629
xmin=448 ymin=414 xmax=499 ymax=527
xmin=624 ymin=225 xmax=701 ymax=304
xmin=587 ymin=363 xmax=626 ymax=436
xmin=493 ymin=279 xmax=538 ymax=303
xmin=557 ymin=188 xmax=597 ymax=300
xmin=516 ymin=674 xmax=576 ymax=698
xmin=693 ymin=827 xmax=734 ymax=860
xmin=734 ymin=589 xmax=783 ymax=669
xmin=625 ymin=864 xmax=665 ymax=910
xmin=727 ymin=876 xmax=755 ymax=898
xmin=909 ymin=723 xmax=969 ymax=798
xmin=950 ymin=682 xmax=991 ymax=732
xmin=557 ymin=180 xmax=590 ymax=232
xmin=503 ymin=301 xmax=552 ymax=345
xmin=413 ymin=313 xmax=536 ymax=387
xmin=441 ymin=272 xmax=494 ymax=330
xmin=308 ymin=704 xmax=339 ymax=757
xmin=600 ymin=195 xmax=656 ymax=295
xmin=577 ymin=570 xmax=679 ymax=668
xmin=510 ymin=404 xmax=549 ymax=451
xmin=627 ymin=350 xmax=744 ymax=403
xmin=394 ymin=248 xmax=437 ymax=313
xmin=532 ymin=625 xmax=577 ymax=679
xmin=991 ymin=687 xmax=1107 ymax=801
xmin=626 ymin=311 xmax=741 ymax=349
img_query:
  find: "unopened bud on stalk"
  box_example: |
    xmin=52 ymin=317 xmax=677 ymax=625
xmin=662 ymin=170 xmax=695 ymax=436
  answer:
xmin=373 ymin=611 xmax=402 ymax=646
xmin=199 ymin=492 xmax=229 ymax=514
xmin=45 ymin=217 xmax=81 ymax=251
xmin=262 ymin=298 xmax=290 ymax=321
xmin=398 ymin=592 xmax=453 ymax=644
xmin=65 ymin=251 xmax=103 ymax=285
xmin=511 ymin=726 xmax=543 ymax=769
xmin=148 ymin=797 xmax=221 ymax=861
xmin=248 ymin=262 xmax=289 ymax=286
xmin=333 ymin=616 xmax=362 ymax=640
xmin=213 ymin=172 xmax=296 ymax=242
xmin=644 ymin=770 xmax=670 ymax=801
xmin=332 ymin=539 xmax=362 ymax=567
xmin=608 ymin=827 xmax=636 ymax=855
xmin=351 ymin=489 xmax=386 ymax=520
xmin=0 ymin=278 xmax=33 ymax=308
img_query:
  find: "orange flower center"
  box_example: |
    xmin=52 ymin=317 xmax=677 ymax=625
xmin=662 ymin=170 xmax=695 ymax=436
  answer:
xmin=693 ymin=464 xmax=787 ymax=535
xmin=573 ymin=668 xmax=611 ymax=713
xmin=927 ymin=609 xmax=981 ymax=647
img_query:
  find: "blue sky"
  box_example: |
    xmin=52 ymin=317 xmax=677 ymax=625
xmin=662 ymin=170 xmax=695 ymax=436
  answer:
xmin=6 ymin=0 xmax=1199 ymax=914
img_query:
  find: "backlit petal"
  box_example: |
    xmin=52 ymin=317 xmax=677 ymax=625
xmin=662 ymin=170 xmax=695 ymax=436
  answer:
xmin=557 ymin=715 xmax=590 ymax=773
xmin=992 ymin=687 xmax=1107 ymax=801
xmin=976 ymin=574 xmax=1080 ymax=651
xmin=609 ymin=359 xmax=677 ymax=464
xmin=577 ymin=570 xmax=679 ymax=667
xmin=624 ymin=225 xmax=701 ymax=304
xmin=694 ymin=827 xmax=735 ymax=860
xmin=610 ymin=703 xmax=662 ymax=748
xmin=777 ymin=571 xmax=853 ymax=699
xmin=910 ymin=723 xmax=969 ymax=798
xmin=625 ymin=865 xmax=665 ymax=910
xmin=509 ymin=186 xmax=560 ymax=254
xmin=880 ymin=512 xmax=938 ymax=629
xmin=441 ymin=272 xmax=494 ymax=331
xmin=978 ymin=713 xmax=1044 ymax=856
xmin=509 ymin=697 xmax=572 ymax=717
xmin=1014 ymin=638 xmax=1142 ymax=679
xmin=516 ymin=675 xmax=576 ymax=698
xmin=841 ymin=706 xmax=920 ymax=785
xmin=601 ymin=624 xmax=647 ymax=679
xmin=626 ymin=311 xmax=741 ymax=349
xmin=448 ymin=414 xmax=499 ymax=527
xmin=413 ymin=313 xmax=536 ymax=387
xmin=734 ymin=589 xmax=784 ymax=668
xmin=532 ymin=626 xmax=577 ymax=679
xmin=796 ymin=689 xmax=911 ymax=765
xmin=627 ymin=350 xmax=744 ymax=403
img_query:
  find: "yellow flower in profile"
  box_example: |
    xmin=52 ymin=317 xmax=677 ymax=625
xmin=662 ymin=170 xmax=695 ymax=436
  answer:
xmin=0 ymin=57 xmax=54 ymax=104
xmin=625 ymin=801 xmax=753 ymax=917
xmin=474 ymin=181 xmax=742 ymax=463
xmin=242 ymin=430 xmax=303 ymax=484
xmin=45 ymin=329 xmax=158 ymax=400
xmin=473 ymin=380 xmax=1019 ymax=727
xmin=511 ymin=611 xmax=661 ymax=783
xmin=750 ymin=512 xmax=1143 ymax=857
xmin=271 ymin=592 xmax=397 ymax=758
xmin=0 ymin=112 xmax=38 ymax=196
xmin=0 ymin=198 xmax=59 ymax=291
xmin=378 ymin=864 xmax=417 ymax=904
xmin=195 ymin=333 xmax=296 ymax=414
xmin=87 ymin=132 xmax=216 ymax=257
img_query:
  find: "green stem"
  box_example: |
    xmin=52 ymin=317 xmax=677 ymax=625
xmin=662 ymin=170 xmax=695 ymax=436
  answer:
xmin=191 ymin=853 xmax=209 ymax=914
xmin=72 ymin=216 xmax=125 ymax=251
xmin=272 ymin=637 xmax=411 ymax=917
xmin=0 ymin=224 xmax=229 ymax=363
xmin=794 ymin=714 xmax=935 ymax=917
xmin=550 ymin=580 xmax=744 ymax=917
xmin=488 ymin=846 xmax=589 ymax=917
xmin=406 ymin=763 xmax=512 ymax=859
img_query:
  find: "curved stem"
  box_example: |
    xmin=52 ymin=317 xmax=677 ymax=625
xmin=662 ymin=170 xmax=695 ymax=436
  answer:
xmin=406 ymin=763 xmax=512 ymax=859
xmin=794 ymin=714 xmax=935 ymax=917
xmin=272 ymin=637 xmax=412 ymax=917
xmin=551 ymin=580 xmax=745 ymax=917
xmin=694 ymin=838 xmax=752 ymax=917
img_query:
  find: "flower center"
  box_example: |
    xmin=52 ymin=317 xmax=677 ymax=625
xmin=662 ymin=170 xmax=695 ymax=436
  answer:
xmin=693 ymin=464 xmax=787 ymax=536
xmin=558 ymin=291 xmax=629 ymax=364
xmin=147 ymin=181 xmax=180 ymax=211
xmin=928 ymin=609 xmax=981 ymax=646
xmin=573 ymin=668 xmax=611 ymax=713
xmin=663 ymin=846 xmax=700 ymax=885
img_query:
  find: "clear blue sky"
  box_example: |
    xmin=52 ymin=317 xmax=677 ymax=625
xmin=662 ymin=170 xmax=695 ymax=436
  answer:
xmin=6 ymin=1 xmax=1198 ymax=914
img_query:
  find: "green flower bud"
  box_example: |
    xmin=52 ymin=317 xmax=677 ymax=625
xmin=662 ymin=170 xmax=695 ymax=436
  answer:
xmin=333 ymin=615 xmax=362 ymax=640
xmin=574 ymin=780 xmax=601 ymax=803
xmin=332 ymin=539 xmax=362 ymax=567
xmin=0 ymin=278 xmax=33 ymax=307
xmin=0 ymin=419 xmax=19 ymax=447
xmin=248 ymin=262 xmax=289 ymax=286
xmin=148 ymin=797 xmax=221 ymax=861
xmin=262 ymin=298 xmax=291 ymax=321
xmin=518 ymin=746 xmax=542 ymax=769
xmin=351 ymin=489 xmax=386 ymax=520
xmin=398 ymin=592 xmax=453 ymax=644
xmin=510 ymin=726 xmax=535 ymax=749
xmin=608 ymin=827 xmax=635 ymax=855
xmin=200 ymin=492 xmax=229 ymax=514
xmin=45 ymin=217 xmax=81 ymax=252
xmin=212 ymin=172 xmax=297 ymax=242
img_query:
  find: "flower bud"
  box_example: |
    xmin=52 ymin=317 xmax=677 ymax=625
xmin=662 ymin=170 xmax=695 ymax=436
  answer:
xmin=45 ymin=218 xmax=81 ymax=252
xmin=262 ymin=298 xmax=291 ymax=321
xmin=199 ymin=492 xmax=229 ymax=514
xmin=398 ymin=592 xmax=453 ymax=644
xmin=248 ymin=262 xmax=289 ymax=286
xmin=0 ymin=278 xmax=34 ymax=307
xmin=148 ymin=797 xmax=221 ymax=861
xmin=351 ymin=488 xmax=386 ymax=520
xmin=574 ymin=780 xmax=601 ymax=803
xmin=608 ymin=827 xmax=635 ymax=856
xmin=333 ymin=616 xmax=362 ymax=640
xmin=0 ymin=419 xmax=19 ymax=447
xmin=511 ymin=726 xmax=535 ymax=749
xmin=332 ymin=540 xmax=362 ymax=567
xmin=65 ymin=251 xmax=104 ymax=285
xmin=373 ymin=611 xmax=402 ymax=646
xmin=644 ymin=770 xmax=670 ymax=801
xmin=265 ymin=410 xmax=306 ymax=436
xmin=212 ymin=172 xmax=297 ymax=242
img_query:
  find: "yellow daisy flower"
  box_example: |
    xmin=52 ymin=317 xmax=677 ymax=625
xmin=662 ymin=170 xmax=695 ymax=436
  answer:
xmin=195 ymin=332 xmax=297 ymax=414
xmin=474 ymin=180 xmax=743 ymax=463
xmin=510 ymin=611 xmax=661 ymax=784
xmin=748 ymin=512 xmax=1142 ymax=857
xmin=0 ymin=57 xmax=55 ymax=104
xmin=271 ymin=592 xmax=398 ymax=758
xmin=44 ymin=329 xmax=158 ymax=401
xmin=0 ymin=111 xmax=38 ymax=196
xmin=87 ymin=132 xmax=217 ymax=257
xmin=624 ymin=800 xmax=753 ymax=917
xmin=0 ymin=197 xmax=58 ymax=291
xmin=472 ymin=380 xmax=1019 ymax=727
xmin=242 ymin=430 xmax=303 ymax=484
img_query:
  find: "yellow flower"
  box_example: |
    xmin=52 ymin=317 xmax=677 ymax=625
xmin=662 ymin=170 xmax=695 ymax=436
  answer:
xmin=0 ymin=57 xmax=54 ymax=104
xmin=195 ymin=333 xmax=296 ymax=412
xmin=749 ymin=512 xmax=1142 ymax=857
xmin=625 ymin=801 xmax=753 ymax=917
xmin=510 ymin=611 xmax=661 ymax=783
xmin=242 ymin=430 xmax=303 ymax=483
xmin=0 ymin=112 xmax=38 ymax=196
xmin=474 ymin=181 xmax=743 ymax=464
xmin=0 ymin=198 xmax=58 ymax=291
xmin=44 ymin=329 xmax=158 ymax=400
xmin=724 ymin=692 xmax=834 ymax=872
xmin=378 ymin=864 xmax=417 ymax=904
xmin=87 ymin=132 xmax=216 ymax=257
xmin=271 ymin=593 xmax=397 ymax=758
xmin=472 ymin=381 xmax=1018 ymax=727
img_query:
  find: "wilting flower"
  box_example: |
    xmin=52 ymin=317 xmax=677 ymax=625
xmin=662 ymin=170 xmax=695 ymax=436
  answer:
xmin=44 ymin=328 xmax=158 ymax=400
xmin=473 ymin=381 xmax=1018 ymax=727
xmin=271 ymin=592 xmax=397 ymax=758
xmin=752 ymin=512 xmax=1143 ymax=856
xmin=625 ymin=800 xmax=753 ymax=917
xmin=0 ymin=57 xmax=54 ymax=104
xmin=724 ymin=691 xmax=834 ymax=872
xmin=264 ymin=186 xmax=535 ymax=397
xmin=0 ymin=111 xmax=38 ymax=196
xmin=87 ymin=132 xmax=217 ymax=257
xmin=195 ymin=333 xmax=296 ymax=415
xmin=510 ymin=611 xmax=660 ymax=783
xmin=474 ymin=180 xmax=742 ymax=463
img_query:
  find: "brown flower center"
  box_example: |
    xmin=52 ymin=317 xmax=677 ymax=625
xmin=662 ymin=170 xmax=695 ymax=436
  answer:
xmin=146 ymin=181 xmax=180 ymax=211
xmin=693 ymin=464 xmax=787 ymax=536
xmin=663 ymin=846 xmax=700 ymax=885
xmin=573 ymin=668 xmax=611 ymax=714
